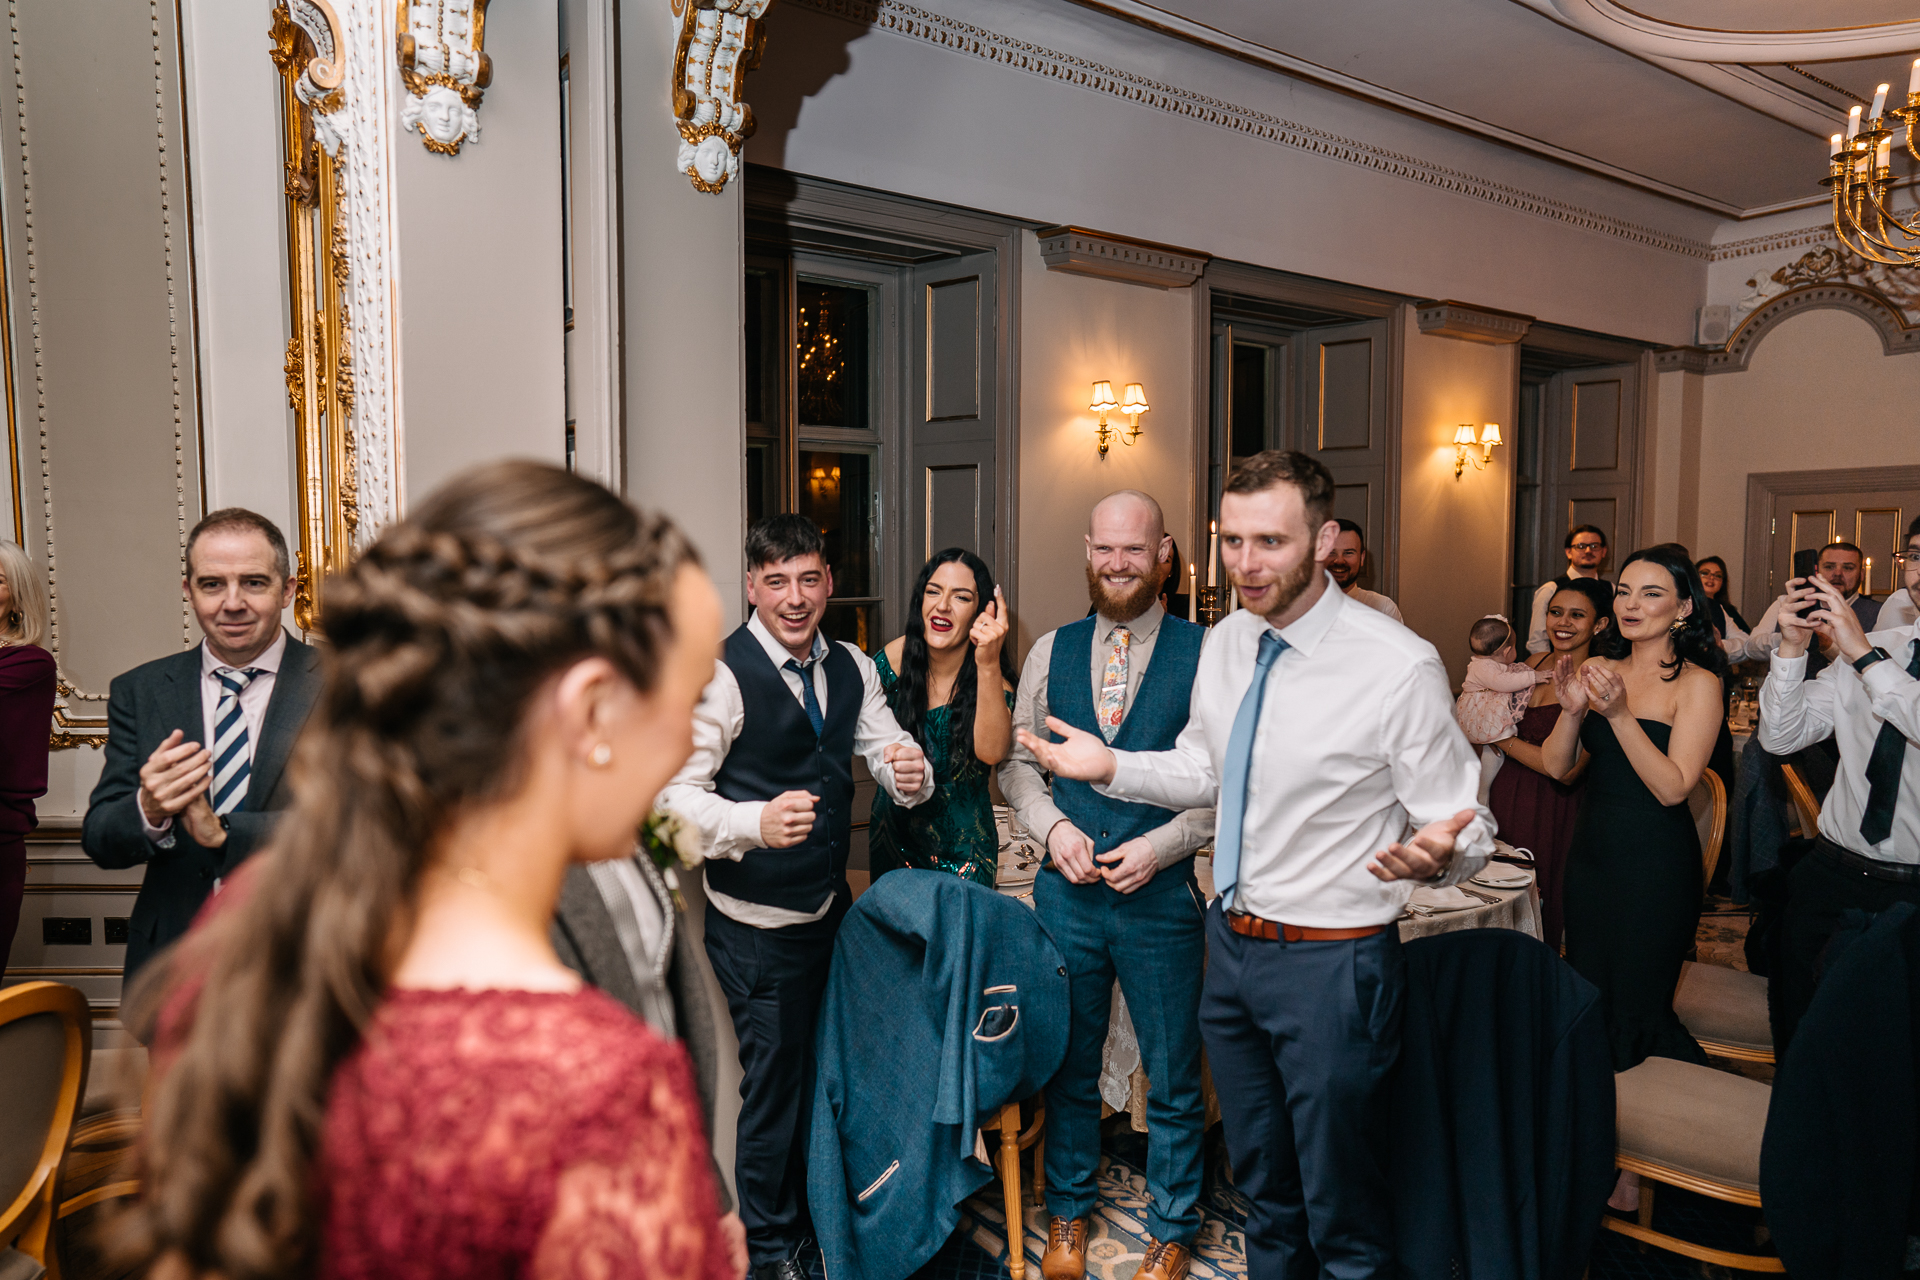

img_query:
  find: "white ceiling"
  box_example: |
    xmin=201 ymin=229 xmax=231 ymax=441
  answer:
xmin=1076 ymin=0 xmax=1920 ymax=217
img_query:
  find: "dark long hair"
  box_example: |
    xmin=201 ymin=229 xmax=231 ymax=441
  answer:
xmin=116 ymin=462 xmax=698 ymax=1278
xmin=892 ymin=548 xmax=1017 ymax=766
xmin=1595 ymin=543 xmax=1727 ymax=682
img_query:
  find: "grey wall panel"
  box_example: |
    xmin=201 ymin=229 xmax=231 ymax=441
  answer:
xmin=1570 ymin=377 xmax=1623 ymax=472
xmin=0 ymin=0 xmax=204 ymax=696
xmin=1317 ymin=337 xmax=1373 ymax=451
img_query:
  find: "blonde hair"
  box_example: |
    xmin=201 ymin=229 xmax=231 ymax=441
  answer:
xmin=0 ymin=540 xmax=48 ymax=648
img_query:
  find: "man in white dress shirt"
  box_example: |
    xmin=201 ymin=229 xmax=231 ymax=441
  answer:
xmin=82 ymin=509 xmax=322 ymax=981
xmin=1758 ymin=571 xmax=1920 ymax=1053
xmin=660 ymin=513 xmax=929 ymax=1280
xmin=1527 ymin=525 xmax=1608 ymax=654
xmin=1327 ymin=519 xmax=1403 ymax=624
xmin=1021 ymin=451 xmax=1492 ymax=1280
xmin=1878 ymin=518 xmax=1920 ymax=632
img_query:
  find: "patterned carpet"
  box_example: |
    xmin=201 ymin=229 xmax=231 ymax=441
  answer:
xmin=798 ymin=903 xmax=1769 ymax=1279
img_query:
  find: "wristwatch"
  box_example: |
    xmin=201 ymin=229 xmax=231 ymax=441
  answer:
xmin=1853 ymin=646 xmax=1892 ymax=674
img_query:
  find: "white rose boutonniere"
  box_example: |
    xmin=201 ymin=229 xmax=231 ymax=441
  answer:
xmin=640 ymin=808 xmax=704 ymax=910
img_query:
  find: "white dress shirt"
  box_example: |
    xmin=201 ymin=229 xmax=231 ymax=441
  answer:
xmin=660 ymin=613 xmax=934 ymax=928
xmin=1527 ymin=569 xmax=1605 ymax=654
xmin=1730 ymin=592 xmax=1878 ymax=665
xmin=998 ymin=602 xmax=1214 ymax=870
xmin=1098 ymin=578 xmax=1495 ymax=927
xmin=1881 ymin=588 xmax=1918 ymax=632
xmin=1758 ymin=620 xmax=1920 ymax=864
xmin=142 ymin=630 xmax=288 ymax=843
xmin=1344 ymin=586 xmax=1404 ymax=624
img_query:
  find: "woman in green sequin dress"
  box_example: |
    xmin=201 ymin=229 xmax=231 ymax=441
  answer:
xmin=870 ymin=548 xmax=1016 ymax=887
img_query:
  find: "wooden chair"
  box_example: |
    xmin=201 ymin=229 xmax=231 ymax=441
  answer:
xmin=1672 ymin=768 xmax=1774 ymax=1062
xmin=1687 ymin=768 xmax=1727 ymax=888
xmin=1780 ymin=763 xmax=1821 ymax=840
xmin=0 ymin=982 xmax=93 ymax=1279
xmin=1608 ymin=1057 xmax=1783 ymax=1271
xmin=980 ymin=1098 xmax=1046 ymax=1280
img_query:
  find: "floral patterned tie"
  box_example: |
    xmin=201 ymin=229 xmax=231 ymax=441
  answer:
xmin=1097 ymin=625 xmax=1131 ymax=743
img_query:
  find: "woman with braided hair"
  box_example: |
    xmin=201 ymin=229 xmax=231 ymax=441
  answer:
xmin=116 ymin=461 xmax=740 ymax=1280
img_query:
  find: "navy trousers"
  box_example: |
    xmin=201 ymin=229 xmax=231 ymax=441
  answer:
xmin=1034 ymin=866 xmax=1208 ymax=1245
xmin=1200 ymin=900 xmax=1405 ymax=1280
xmin=704 ymin=895 xmax=849 ymax=1266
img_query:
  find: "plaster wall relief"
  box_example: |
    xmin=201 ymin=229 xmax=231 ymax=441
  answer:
xmin=0 ymin=0 xmax=206 ymax=749
xmin=398 ymin=0 xmax=490 ymax=154
xmin=672 ymin=0 xmax=771 ymax=192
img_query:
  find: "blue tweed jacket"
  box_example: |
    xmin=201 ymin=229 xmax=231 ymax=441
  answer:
xmin=808 ymin=870 xmax=1069 ymax=1280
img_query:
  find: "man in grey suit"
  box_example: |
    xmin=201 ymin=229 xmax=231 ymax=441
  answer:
xmin=82 ymin=508 xmax=322 ymax=981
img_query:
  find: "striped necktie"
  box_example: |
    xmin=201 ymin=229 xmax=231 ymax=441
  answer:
xmin=211 ymin=667 xmax=264 ymax=816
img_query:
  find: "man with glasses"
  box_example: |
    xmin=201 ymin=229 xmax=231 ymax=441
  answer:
xmin=1527 ymin=525 xmax=1608 ymax=654
xmin=1880 ymin=518 xmax=1920 ymax=631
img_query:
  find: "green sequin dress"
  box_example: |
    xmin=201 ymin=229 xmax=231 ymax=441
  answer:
xmin=867 ymin=649 xmax=1012 ymax=888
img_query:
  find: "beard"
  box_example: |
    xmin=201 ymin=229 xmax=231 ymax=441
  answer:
xmin=1086 ymin=560 xmax=1167 ymax=624
xmin=1243 ymin=554 xmax=1320 ymax=623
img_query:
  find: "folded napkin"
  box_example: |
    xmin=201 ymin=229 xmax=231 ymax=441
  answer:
xmin=1407 ymin=885 xmax=1480 ymax=914
xmin=1471 ymin=866 xmax=1534 ymax=889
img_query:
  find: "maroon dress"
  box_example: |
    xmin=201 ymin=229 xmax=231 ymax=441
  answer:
xmin=318 ymin=986 xmax=734 ymax=1280
xmin=0 ymin=643 xmax=56 ymax=964
xmin=1487 ymin=702 xmax=1583 ymax=950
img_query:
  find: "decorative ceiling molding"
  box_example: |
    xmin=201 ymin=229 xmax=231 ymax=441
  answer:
xmin=788 ymin=0 xmax=1713 ymax=259
xmin=1535 ymin=0 xmax=1920 ymax=63
xmin=1036 ymin=225 xmax=1208 ymax=288
xmin=397 ymin=0 xmax=491 ymax=155
xmin=671 ymin=0 xmax=771 ymax=193
xmin=1710 ymin=223 xmax=1833 ymax=260
xmin=1657 ymin=282 xmax=1920 ymax=374
xmin=1415 ymin=300 xmax=1535 ymax=344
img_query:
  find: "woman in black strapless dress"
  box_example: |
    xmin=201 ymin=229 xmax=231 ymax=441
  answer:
xmin=1541 ymin=545 xmax=1728 ymax=1073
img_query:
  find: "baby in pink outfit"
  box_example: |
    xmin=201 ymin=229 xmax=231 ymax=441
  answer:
xmin=1456 ymin=614 xmax=1550 ymax=746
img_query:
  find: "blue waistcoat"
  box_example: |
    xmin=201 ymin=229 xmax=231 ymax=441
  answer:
xmin=707 ymin=624 xmax=859 ymax=913
xmin=1046 ymin=613 xmax=1205 ymax=899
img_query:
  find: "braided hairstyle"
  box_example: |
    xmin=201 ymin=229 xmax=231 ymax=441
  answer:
xmin=114 ymin=460 xmax=699 ymax=1279
xmin=891 ymin=548 xmax=1016 ymax=768
xmin=1594 ymin=542 xmax=1727 ymax=683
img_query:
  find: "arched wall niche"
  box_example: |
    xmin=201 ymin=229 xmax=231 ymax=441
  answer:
xmin=1659 ymin=282 xmax=1920 ymax=375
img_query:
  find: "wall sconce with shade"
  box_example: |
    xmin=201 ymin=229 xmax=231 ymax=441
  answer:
xmin=1453 ymin=422 xmax=1502 ymax=479
xmin=1090 ymin=380 xmax=1148 ymax=455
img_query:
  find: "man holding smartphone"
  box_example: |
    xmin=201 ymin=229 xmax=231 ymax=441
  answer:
xmin=1758 ymin=571 xmax=1920 ymax=1051
xmin=1733 ymin=542 xmax=1882 ymax=670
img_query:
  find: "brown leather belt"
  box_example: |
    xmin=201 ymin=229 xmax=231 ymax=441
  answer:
xmin=1226 ymin=911 xmax=1387 ymax=943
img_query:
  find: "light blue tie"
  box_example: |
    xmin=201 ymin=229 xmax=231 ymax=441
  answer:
xmin=210 ymin=668 xmax=262 ymax=816
xmin=1214 ymin=631 xmax=1288 ymax=911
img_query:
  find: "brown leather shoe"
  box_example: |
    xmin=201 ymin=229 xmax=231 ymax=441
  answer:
xmin=1135 ymin=1237 xmax=1192 ymax=1280
xmin=1039 ymin=1216 xmax=1088 ymax=1280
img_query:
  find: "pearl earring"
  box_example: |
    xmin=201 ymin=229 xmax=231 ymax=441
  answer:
xmin=589 ymin=742 xmax=613 ymax=768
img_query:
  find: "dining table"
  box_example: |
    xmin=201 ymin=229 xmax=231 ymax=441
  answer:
xmin=992 ymin=808 xmax=1541 ymax=1129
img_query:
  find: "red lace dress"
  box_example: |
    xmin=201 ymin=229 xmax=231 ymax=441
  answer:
xmin=317 ymin=986 xmax=732 ymax=1280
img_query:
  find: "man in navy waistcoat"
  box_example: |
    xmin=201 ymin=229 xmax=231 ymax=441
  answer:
xmin=661 ymin=514 xmax=931 ymax=1280
xmin=1000 ymin=491 xmax=1213 ymax=1280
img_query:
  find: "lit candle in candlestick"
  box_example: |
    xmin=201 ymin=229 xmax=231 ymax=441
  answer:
xmin=1866 ymin=556 xmax=1875 ymax=592
xmin=1848 ymin=104 xmax=1864 ymax=139
xmin=1832 ymin=133 xmax=1844 ymax=158
xmin=1879 ymin=137 xmax=1894 ymax=171
xmin=1873 ymin=83 xmax=1890 ymax=120
xmin=1909 ymin=59 xmax=1920 ymax=97
xmin=1187 ymin=563 xmax=1197 ymax=624
xmin=1207 ymin=520 xmax=1218 ymax=587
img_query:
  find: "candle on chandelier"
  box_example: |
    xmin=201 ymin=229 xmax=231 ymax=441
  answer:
xmin=1878 ymin=137 xmax=1894 ymax=173
xmin=1910 ymin=59 xmax=1920 ymax=97
xmin=1208 ymin=520 xmax=1219 ymax=587
xmin=1873 ymin=83 xmax=1890 ymax=120
xmin=1832 ymin=133 xmax=1844 ymax=158
xmin=1848 ymin=104 xmax=1864 ymax=139
xmin=1188 ymin=563 xmax=1197 ymax=623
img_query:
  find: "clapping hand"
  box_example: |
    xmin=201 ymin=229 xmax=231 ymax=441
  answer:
xmin=884 ymin=741 xmax=928 ymax=794
xmin=1580 ymin=663 xmax=1629 ymax=721
xmin=1368 ymin=809 xmax=1476 ymax=883
xmin=1551 ymin=653 xmax=1589 ymax=716
xmin=970 ymin=586 xmax=1008 ymax=668
xmin=138 ymin=729 xmax=212 ymax=826
xmin=1014 ymin=716 xmax=1118 ymax=786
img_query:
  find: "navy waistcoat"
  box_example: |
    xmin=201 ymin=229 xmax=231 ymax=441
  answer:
xmin=707 ymin=624 xmax=860 ymax=914
xmin=1047 ymin=614 xmax=1205 ymax=898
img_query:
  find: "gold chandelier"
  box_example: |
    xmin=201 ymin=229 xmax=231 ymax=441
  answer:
xmin=1827 ymin=65 xmax=1920 ymax=266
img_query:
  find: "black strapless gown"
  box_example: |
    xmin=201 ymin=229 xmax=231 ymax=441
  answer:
xmin=1562 ymin=715 xmax=1708 ymax=1072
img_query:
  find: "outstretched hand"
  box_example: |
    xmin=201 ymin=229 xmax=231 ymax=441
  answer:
xmin=1368 ymin=809 xmax=1476 ymax=882
xmin=1014 ymin=716 xmax=1117 ymax=786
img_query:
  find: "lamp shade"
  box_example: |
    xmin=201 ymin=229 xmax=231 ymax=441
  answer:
xmin=1089 ymin=380 xmax=1118 ymax=412
xmin=1479 ymin=423 xmax=1503 ymax=446
xmin=1452 ymin=424 xmax=1479 ymax=446
xmin=1120 ymin=382 xmax=1149 ymax=414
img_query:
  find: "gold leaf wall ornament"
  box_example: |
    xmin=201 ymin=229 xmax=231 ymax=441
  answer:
xmin=671 ymin=0 xmax=772 ymax=194
xmin=397 ymin=1 xmax=491 ymax=155
xmin=48 ymin=679 xmax=108 ymax=750
xmin=273 ymin=3 xmax=356 ymax=632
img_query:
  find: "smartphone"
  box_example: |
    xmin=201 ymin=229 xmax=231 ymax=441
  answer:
xmin=1791 ymin=548 xmax=1820 ymax=619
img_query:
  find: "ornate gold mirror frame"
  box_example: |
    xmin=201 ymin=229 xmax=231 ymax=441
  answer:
xmin=271 ymin=1 xmax=357 ymax=631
